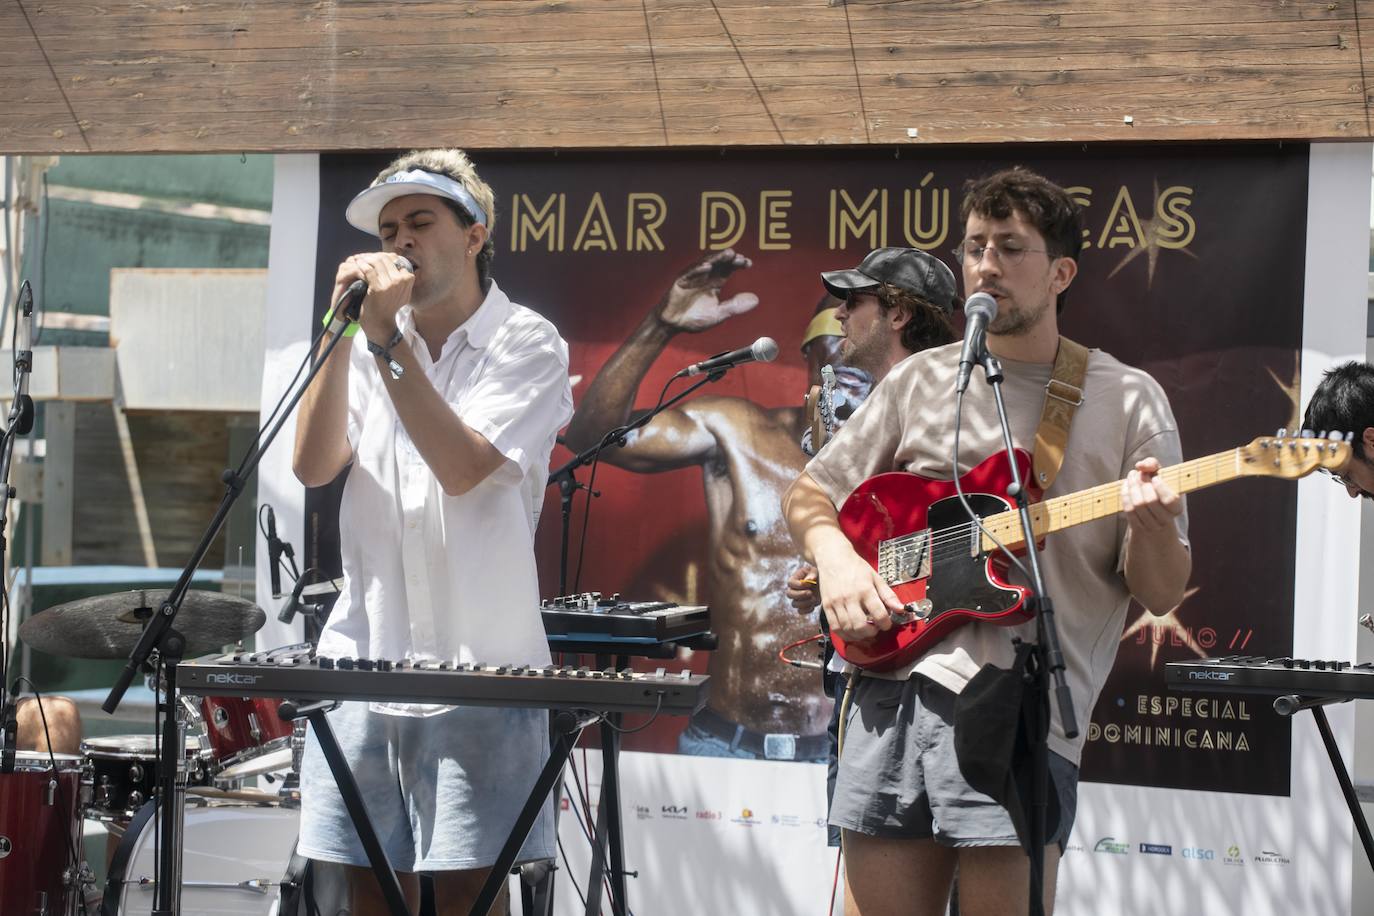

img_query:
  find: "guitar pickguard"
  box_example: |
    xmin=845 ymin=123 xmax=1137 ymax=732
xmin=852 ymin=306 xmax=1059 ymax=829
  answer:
xmin=924 ymin=493 xmax=1024 ymax=620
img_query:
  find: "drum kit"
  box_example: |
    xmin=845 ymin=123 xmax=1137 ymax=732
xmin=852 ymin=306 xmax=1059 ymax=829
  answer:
xmin=3 ymin=588 xmax=320 ymax=916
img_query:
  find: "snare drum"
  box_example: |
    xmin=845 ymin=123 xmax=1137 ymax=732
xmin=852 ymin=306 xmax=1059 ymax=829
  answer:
xmin=201 ymin=696 xmax=294 ymax=780
xmin=81 ymin=734 xmax=212 ymax=821
xmin=0 ymin=750 xmax=86 ymax=916
xmin=104 ymin=797 xmax=300 ymax=915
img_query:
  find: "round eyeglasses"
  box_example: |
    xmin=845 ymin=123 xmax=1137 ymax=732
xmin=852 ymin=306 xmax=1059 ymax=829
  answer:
xmin=950 ymin=240 xmax=1049 ymax=267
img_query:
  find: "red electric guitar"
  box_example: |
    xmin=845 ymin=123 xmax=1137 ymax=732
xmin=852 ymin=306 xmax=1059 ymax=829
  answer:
xmin=831 ymin=432 xmax=1352 ymax=672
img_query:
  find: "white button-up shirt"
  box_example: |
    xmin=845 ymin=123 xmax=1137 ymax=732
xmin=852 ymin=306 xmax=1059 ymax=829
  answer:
xmin=316 ymin=280 xmax=573 ymax=715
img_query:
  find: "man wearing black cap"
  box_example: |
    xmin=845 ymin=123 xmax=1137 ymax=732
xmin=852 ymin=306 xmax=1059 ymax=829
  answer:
xmin=565 ymin=250 xmax=954 ymax=764
xmin=293 ymin=148 xmax=572 ymax=915
xmin=787 ymin=247 xmax=961 ymax=849
xmin=784 ymin=168 xmax=1191 ymax=915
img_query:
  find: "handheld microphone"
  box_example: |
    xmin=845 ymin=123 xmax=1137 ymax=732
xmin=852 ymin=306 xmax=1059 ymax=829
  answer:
xmin=679 ymin=337 xmax=779 ymax=378
xmin=266 ymin=505 xmax=283 ymax=598
xmin=327 ymin=255 xmax=414 ymax=334
xmin=955 ymin=292 xmax=999 ymax=394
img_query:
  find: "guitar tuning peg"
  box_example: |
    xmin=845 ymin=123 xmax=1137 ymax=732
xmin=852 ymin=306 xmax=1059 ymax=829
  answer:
xmin=1330 ymin=430 xmax=1347 ymax=441
xmin=1275 ymin=427 xmax=1288 ymax=439
xmin=1300 ymin=428 xmax=1314 ymax=439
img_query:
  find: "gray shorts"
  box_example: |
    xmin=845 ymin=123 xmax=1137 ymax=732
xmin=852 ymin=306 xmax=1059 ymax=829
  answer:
xmin=297 ymin=702 xmax=556 ymax=872
xmin=830 ymin=674 xmax=1078 ymax=849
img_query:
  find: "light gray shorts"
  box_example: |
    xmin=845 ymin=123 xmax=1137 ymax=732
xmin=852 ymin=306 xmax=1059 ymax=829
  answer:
xmin=297 ymin=702 xmax=556 ymax=872
xmin=830 ymin=674 xmax=1078 ymax=849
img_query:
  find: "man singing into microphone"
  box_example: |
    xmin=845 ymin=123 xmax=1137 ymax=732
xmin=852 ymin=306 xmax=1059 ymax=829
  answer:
xmin=783 ymin=168 xmax=1191 ymax=915
xmin=293 ymin=149 xmax=572 ymax=915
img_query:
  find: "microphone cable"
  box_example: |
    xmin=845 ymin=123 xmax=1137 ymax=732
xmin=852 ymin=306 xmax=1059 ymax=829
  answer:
xmin=950 ymin=387 xmax=1033 ymax=584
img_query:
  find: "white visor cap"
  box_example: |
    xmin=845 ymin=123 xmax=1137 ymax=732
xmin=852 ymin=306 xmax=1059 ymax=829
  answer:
xmin=345 ymin=168 xmax=489 ymax=237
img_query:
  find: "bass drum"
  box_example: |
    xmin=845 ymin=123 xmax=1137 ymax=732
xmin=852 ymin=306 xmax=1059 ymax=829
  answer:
xmin=102 ymin=796 xmax=299 ymax=915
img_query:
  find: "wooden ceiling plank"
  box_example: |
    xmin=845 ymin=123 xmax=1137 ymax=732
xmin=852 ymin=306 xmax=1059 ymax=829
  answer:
xmin=2 ymin=1 xmax=1371 ymax=151
xmin=1353 ymin=0 xmax=1374 ymax=136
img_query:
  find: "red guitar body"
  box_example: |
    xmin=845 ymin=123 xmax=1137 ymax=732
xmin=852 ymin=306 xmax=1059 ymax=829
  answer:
xmin=832 ymin=449 xmax=1040 ymax=672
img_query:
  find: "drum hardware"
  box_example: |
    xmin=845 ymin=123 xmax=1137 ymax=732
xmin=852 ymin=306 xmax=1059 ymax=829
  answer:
xmin=124 ymin=876 xmax=286 ymax=893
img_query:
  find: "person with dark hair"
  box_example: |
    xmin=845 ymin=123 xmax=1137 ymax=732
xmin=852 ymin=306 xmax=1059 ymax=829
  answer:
xmin=959 ymin=166 xmax=1083 ymax=314
xmin=564 ymin=249 xmax=955 ymax=763
xmin=784 ymin=167 xmax=1192 ymax=915
xmin=1303 ymin=360 xmax=1374 ymax=499
xmin=293 ymin=148 xmax=572 ymax=915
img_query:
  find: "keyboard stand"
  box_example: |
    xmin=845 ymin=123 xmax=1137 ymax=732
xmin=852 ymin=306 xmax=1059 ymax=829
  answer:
xmin=282 ymin=699 xmax=598 ymax=916
xmin=583 ymin=706 xmax=629 ymax=916
xmin=282 ymin=699 xmax=409 ymax=916
xmin=552 ymin=633 xmax=718 ymax=916
xmin=467 ymin=709 xmax=601 ymax=916
xmin=1274 ymin=695 xmax=1374 ymax=872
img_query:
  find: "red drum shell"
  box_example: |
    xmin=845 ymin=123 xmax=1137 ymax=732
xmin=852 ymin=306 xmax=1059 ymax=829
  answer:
xmin=200 ymin=695 xmax=293 ymax=769
xmin=0 ymin=751 xmax=84 ymax=916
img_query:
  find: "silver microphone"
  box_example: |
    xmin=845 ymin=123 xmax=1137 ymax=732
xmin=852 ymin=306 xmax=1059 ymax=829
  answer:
xmin=681 ymin=337 xmax=780 ymax=377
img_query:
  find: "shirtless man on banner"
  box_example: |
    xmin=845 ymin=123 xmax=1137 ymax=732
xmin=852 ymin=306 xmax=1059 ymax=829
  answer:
xmin=565 ymin=251 xmax=862 ymax=761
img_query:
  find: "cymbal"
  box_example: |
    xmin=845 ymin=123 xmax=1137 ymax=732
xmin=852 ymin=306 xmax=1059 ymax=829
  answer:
xmin=19 ymin=589 xmax=266 ymax=660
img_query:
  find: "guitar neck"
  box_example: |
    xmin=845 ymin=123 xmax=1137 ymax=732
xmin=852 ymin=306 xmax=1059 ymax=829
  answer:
xmin=977 ymin=448 xmax=1246 ymax=552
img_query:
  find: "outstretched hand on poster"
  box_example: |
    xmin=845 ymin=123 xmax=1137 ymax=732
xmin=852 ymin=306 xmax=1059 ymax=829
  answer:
xmin=656 ymin=249 xmax=760 ymax=332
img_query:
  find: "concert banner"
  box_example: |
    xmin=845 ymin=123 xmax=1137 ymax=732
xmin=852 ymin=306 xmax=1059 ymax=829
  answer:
xmin=287 ymin=143 xmax=1357 ymax=914
xmin=314 ymin=144 xmax=1304 ymax=785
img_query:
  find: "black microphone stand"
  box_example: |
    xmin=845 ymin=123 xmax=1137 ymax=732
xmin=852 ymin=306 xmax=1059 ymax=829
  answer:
xmin=99 ymin=295 xmax=405 ymax=915
xmin=971 ymin=346 xmax=1078 ymax=916
xmin=548 ymin=368 xmax=723 ymax=595
xmin=538 ymin=365 xmax=729 ymax=916
xmin=0 ymin=281 xmax=33 ymax=774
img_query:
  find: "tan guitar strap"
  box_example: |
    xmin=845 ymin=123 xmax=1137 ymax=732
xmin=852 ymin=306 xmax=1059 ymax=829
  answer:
xmin=1031 ymin=336 xmax=1089 ymax=491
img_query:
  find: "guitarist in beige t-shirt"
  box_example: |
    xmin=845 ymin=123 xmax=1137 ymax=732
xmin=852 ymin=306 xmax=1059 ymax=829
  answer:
xmin=784 ymin=168 xmax=1191 ymax=916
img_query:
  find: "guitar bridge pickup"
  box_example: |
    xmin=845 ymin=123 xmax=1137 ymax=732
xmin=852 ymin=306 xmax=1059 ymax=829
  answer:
xmin=878 ymin=530 xmax=933 ymax=586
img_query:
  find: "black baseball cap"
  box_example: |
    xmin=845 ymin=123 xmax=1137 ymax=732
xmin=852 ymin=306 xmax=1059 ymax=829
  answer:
xmin=820 ymin=247 xmax=958 ymax=314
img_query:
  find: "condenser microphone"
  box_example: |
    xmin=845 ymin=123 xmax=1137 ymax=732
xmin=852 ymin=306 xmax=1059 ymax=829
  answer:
xmin=955 ymin=292 xmax=999 ymax=394
xmin=266 ymin=505 xmax=283 ymax=598
xmin=679 ymin=337 xmax=779 ymax=378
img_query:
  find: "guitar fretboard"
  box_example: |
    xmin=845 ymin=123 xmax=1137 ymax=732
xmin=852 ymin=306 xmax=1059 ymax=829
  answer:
xmin=975 ymin=441 xmax=1330 ymax=552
